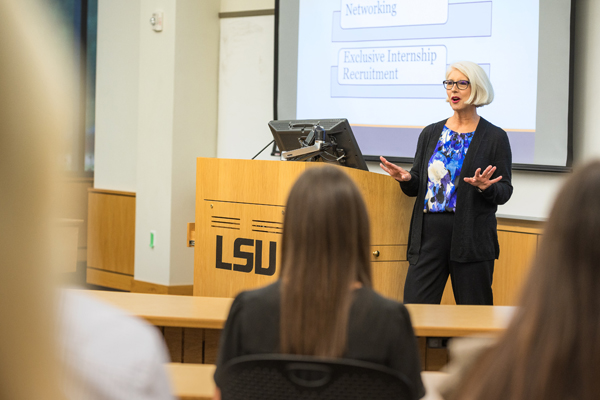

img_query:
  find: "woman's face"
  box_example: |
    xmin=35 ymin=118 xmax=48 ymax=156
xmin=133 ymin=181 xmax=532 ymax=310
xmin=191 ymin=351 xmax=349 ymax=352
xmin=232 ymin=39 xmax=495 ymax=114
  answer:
xmin=446 ymin=69 xmax=475 ymax=113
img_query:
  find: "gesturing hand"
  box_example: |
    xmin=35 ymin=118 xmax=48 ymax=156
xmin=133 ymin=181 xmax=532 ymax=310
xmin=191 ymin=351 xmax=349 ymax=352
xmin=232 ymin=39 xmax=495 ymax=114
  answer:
xmin=380 ymin=156 xmax=412 ymax=182
xmin=464 ymin=165 xmax=502 ymax=191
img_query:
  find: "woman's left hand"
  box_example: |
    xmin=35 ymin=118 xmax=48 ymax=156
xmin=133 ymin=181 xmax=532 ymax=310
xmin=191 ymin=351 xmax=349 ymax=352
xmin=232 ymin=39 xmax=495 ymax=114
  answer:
xmin=464 ymin=165 xmax=502 ymax=191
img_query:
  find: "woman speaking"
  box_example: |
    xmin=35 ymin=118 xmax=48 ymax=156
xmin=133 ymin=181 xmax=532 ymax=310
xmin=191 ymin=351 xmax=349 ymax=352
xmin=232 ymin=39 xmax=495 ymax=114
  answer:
xmin=380 ymin=61 xmax=512 ymax=305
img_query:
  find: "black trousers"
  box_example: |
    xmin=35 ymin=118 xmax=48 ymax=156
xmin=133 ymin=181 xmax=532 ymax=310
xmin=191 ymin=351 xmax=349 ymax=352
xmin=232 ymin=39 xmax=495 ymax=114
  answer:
xmin=403 ymin=213 xmax=494 ymax=305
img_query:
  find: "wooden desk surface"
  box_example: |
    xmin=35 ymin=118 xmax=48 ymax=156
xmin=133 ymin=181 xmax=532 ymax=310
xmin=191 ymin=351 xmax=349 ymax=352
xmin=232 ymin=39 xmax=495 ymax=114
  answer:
xmin=85 ymin=290 xmax=233 ymax=329
xmin=165 ymin=363 xmax=446 ymax=400
xmin=406 ymin=304 xmax=515 ymax=337
xmin=84 ymin=290 xmax=515 ymax=337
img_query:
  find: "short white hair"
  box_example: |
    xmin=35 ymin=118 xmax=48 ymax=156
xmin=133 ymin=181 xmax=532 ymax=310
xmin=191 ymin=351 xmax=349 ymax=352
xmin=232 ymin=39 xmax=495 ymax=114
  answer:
xmin=446 ymin=61 xmax=494 ymax=107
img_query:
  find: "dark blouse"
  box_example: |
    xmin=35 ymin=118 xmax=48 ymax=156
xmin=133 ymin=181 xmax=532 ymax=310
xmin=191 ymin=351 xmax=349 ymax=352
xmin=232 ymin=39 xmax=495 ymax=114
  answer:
xmin=214 ymin=281 xmax=425 ymax=398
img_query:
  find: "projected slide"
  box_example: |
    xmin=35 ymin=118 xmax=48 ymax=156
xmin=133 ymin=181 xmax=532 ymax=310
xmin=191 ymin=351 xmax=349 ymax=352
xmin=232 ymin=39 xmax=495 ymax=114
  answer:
xmin=340 ymin=0 xmax=449 ymax=29
xmin=296 ymin=0 xmax=540 ymax=163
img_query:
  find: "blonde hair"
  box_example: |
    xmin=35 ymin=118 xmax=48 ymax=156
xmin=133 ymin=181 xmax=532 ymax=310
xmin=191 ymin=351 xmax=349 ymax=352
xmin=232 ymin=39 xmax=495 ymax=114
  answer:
xmin=0 ymin=0 xmax=72 ymax=398
xmin=447 ymin=61 xmax=494 ymax=107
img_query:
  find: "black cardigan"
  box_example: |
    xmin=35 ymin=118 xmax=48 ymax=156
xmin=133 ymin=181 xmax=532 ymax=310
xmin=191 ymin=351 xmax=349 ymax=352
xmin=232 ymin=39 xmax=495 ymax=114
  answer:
xmin=400 ymin=117 xmax=513 ymax=264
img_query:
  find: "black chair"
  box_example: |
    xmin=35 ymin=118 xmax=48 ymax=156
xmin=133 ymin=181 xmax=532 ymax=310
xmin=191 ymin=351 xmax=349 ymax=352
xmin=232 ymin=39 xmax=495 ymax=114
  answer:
xmin=216 ymin=354 xmax=419 ymax=400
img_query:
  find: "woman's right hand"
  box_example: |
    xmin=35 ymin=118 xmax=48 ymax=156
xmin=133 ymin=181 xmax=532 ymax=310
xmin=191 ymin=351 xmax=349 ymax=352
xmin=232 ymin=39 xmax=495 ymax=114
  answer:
xmin=380 ymin=156 xmax=412 ymax=182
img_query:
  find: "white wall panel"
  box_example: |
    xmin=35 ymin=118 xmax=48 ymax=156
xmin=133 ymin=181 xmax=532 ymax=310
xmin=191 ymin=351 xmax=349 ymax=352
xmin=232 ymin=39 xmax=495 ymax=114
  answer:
xmin=217 ymin=15 xmax=277 ymax=161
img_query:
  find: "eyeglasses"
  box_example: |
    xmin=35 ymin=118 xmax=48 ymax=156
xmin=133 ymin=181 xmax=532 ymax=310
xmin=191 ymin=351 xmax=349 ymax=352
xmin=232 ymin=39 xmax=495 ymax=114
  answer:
xmin=443 ymin=80 xmax=470 ymax=90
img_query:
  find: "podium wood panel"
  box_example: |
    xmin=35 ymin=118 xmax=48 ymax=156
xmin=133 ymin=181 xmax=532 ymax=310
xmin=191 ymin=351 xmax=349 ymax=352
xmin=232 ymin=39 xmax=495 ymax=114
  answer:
xmin=492 ymin=230 xmax=539 ymax=305
xmin=193 ymin=158 xmax=412 ymax=299
xmin=440 ymin=227 xmax=541 ymax=306
xmin=371 ymin=261 xmax=409 ymax=301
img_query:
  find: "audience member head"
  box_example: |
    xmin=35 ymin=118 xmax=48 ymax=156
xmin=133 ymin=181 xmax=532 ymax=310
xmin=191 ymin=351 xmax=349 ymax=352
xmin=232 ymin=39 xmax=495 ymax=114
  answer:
xmin=452 ymin=160 xmax=600 ymax=400
xmin=0 ymin=0 xmax=73 ymax=398
xmin=279 ymin=166 xmax=372 ymax=357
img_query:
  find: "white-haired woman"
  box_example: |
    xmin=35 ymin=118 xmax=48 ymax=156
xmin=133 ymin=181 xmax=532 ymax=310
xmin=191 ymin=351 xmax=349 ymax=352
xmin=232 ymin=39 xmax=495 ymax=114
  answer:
xmin=380 ymin=61 xmax=512 ymax=305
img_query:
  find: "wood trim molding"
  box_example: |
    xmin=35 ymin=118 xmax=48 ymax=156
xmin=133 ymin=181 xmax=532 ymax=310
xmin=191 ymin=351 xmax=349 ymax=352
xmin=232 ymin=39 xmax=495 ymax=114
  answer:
xmin=86 ymin=267 xmax=133 ymax=291
xmin=219 ymin=9 xmax=274 ymax=18
xmin=88 ymin=188 xmax=136 ymax=197
xmin=167 ymin=285 xmax=194 ymax=296
xmin=132 ymin=279 xmax=194 ymax=296
xmin=497 ymin=217 xmax=544 ymax=235
xmin=85 ymin=272 xmax=193 ymax=295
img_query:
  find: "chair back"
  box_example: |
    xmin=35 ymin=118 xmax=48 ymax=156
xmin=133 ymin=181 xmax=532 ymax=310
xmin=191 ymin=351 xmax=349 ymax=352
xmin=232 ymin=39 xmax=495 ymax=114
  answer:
xmin=216 ymin=354 xmax=418 ymax=400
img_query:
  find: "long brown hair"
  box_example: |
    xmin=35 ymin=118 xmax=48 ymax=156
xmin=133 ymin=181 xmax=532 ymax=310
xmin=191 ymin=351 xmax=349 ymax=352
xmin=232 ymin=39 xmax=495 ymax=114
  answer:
xmin=452 ymin=160 xmax=600 ymax=400
xmin=279 ymin=166 xmax=372 ymax=357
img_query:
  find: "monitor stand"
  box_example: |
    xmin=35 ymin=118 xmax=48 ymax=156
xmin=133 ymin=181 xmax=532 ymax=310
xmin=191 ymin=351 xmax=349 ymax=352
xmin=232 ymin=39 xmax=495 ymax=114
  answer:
xmin=280 ymin=140 xmax=328 ymax=162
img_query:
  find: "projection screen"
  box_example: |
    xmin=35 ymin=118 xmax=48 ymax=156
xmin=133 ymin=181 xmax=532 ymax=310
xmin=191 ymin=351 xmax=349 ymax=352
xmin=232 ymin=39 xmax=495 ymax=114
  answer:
xmin=276 ymin=0 xmax=575 ymax=171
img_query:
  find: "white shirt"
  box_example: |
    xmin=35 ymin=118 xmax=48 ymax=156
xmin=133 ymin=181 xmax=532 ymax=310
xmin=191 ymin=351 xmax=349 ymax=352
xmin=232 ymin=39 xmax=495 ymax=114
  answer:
xmin=59 ymin=290 xmax=175 ymax=400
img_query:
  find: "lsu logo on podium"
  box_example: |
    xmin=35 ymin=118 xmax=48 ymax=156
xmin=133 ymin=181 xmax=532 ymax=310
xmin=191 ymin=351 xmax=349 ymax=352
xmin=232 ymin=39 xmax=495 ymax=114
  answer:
xmin=215 ymin=235 xmax=277 ymax=276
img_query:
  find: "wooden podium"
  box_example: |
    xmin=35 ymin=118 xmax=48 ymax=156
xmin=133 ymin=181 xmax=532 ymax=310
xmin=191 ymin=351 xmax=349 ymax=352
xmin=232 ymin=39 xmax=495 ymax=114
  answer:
xmin=192 ymin=158 xmax=413 ymax=301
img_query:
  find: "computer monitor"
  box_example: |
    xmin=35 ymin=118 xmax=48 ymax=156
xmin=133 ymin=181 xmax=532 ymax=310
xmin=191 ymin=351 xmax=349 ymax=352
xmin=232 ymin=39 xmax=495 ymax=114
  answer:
xmin=268 ymin=119 xmax=368 ymax=171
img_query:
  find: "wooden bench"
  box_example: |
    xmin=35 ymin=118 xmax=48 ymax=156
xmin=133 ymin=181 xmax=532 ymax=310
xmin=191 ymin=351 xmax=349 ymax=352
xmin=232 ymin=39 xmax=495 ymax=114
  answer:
xmin=166 ymin=363 xmax=447 ymax=400
xmin=83 ymin=289 xmax=514 ymax=369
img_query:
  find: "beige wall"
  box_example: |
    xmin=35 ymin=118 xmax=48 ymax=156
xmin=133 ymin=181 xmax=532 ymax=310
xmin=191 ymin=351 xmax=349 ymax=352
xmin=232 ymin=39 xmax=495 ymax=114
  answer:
xmin=573 ymin=0 xmax=600 ymax=163
xmin=95 ymin=0 xmax=219 ymax=286
xmin=94 ymin=0 xmax=140 ymax=192
xmin=220 ymin=0 xmax=274 ymax=13
xmin=217 ymin=15 xmax=275 ymax=160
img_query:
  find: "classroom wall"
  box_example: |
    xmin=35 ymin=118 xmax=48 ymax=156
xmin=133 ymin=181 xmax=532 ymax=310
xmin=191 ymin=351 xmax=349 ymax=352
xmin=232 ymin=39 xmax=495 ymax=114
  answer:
xmin=134 ymin=0 xmax=178 ymax=285
xmin=93 ymin=0 xmax=599 ymax=285
xmin=498 ymin=0 xmax=600 ymax=219
xmin=217 ymin=15 xmax=276 ymax=160
xmin=94 ymin=0 xmax=219 ymax=286
xmin=94 ymin=0 xmax=140 ymax=192
xmin=573 ymin=0 xmax=600 ymax=163
xmin=220 ymin=0 xmax=273 ymax=13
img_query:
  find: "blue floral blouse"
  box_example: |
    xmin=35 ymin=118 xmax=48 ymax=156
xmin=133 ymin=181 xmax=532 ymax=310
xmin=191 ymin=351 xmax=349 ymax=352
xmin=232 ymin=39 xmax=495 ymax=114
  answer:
xmin=424 ymin=126 xmax=475 ymax=212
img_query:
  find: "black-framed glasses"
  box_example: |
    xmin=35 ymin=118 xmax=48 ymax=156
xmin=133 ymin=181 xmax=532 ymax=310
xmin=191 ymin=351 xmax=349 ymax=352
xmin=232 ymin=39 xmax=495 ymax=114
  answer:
xmin=443 ymin=80 xmax=470 ymax=90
